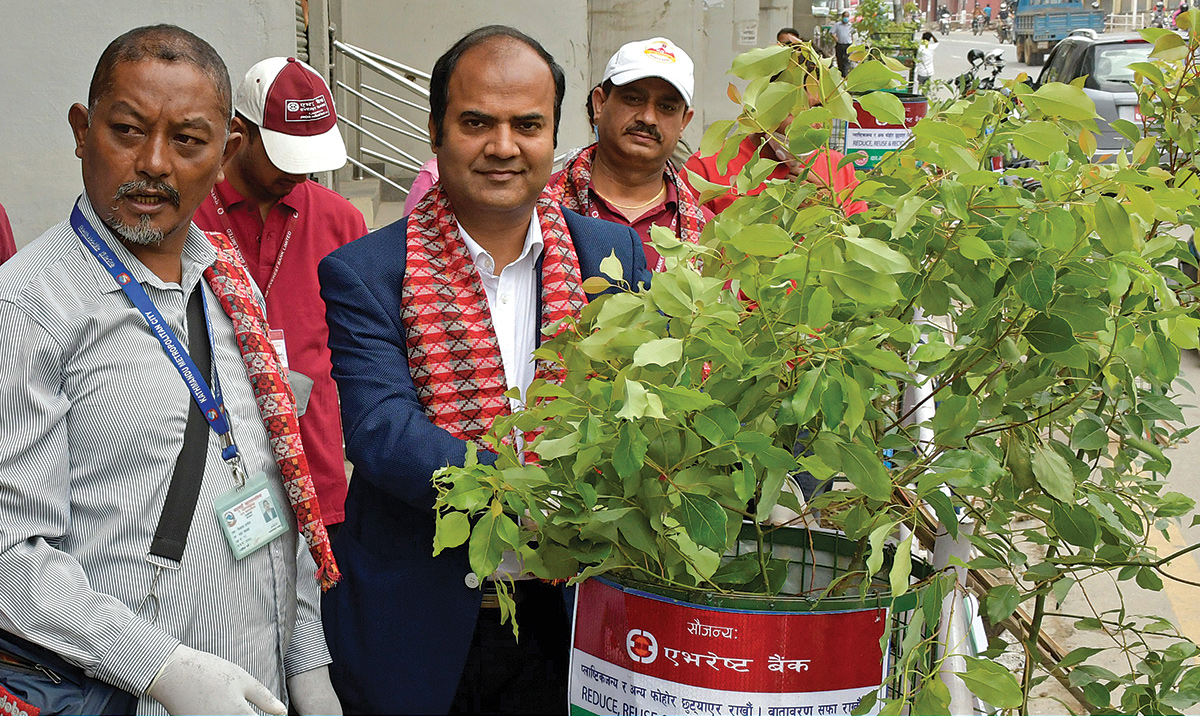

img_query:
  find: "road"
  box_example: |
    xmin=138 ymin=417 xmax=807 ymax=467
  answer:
xmin=925 ymin=28 xmax=1029 ymax=88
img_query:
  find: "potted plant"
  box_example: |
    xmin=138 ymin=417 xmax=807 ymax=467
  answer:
xmin=432 ymin=24 xmax=1200 ymax=715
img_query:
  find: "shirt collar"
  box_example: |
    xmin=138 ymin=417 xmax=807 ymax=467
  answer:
xmin=458 ymin=211 xmax=545 ymax=278
xmin=76 ymin=195 xmax=218 ymax=295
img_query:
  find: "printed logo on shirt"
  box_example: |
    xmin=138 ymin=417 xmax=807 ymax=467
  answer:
xmin=643 ymin=41 xmax=677 ymax=64
xmin=0 ymin=685 xmax=40 ymax=716
xmin=284 ymin=96 xmax=331 ymax=123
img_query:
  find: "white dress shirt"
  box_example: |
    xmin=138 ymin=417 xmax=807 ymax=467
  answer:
xmin=458 ymin=216 xmax=544 ymax=412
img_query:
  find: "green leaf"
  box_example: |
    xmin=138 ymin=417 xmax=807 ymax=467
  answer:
xmin=468 ymin=507 xmax=510 ymax=577
xmin=729 ymin=44 xmax=792 ymax=80
xmin=959 ymin=657 xmax=1024 ymax=708
xmin=677 ymin=492 xmax=729 ymax=552
xmin=433 ymin=511 xmax=471 ymax=555
xmin=1015 ymin=263 xmax=1055 ymax=312
xmin=599 ymin=250 xmax=624 ymax=282
xmin=614 ymin=421 xmax=649 ymax=478
xmin=633 ymin=338 xmax=683 ymax=367
xmin=727 ymin=224 xmax=795 ymax=256
xmin=866 ymin=520 xmax=895 ymax=576
xmin=986 ymin=583 xmax=1021 ymax=623
xmin=581 ymin=276 xmax=612 ymax=294
xmin=911 ymin=340 xmax=952 ymax=362
xmin=890 ymin=532 xmax=913 ymax=597
xmin=1150 ymin=28 xmax=1189 ymax=60
xmin=1051 ymin=503 xmax=1100 ymax=549
xmin=806 ymin=287 xmax=833 ymax=327
xmin=1070 ymin=418 xmax=1109 ymax=451
xmin=824 ymin=263 xmax=903 ymax=306
xmin=844 ymin=236 xmax=913 ymax=274
xmin=1095 ymin=196 xmax=1135 ymax=254
xmin=931 ymin=394 xmax=980 ymax=448
xmin=911 ymin=676 xmax=951 ymax=716
xmin=838 ymin=442 xmax=893 ymax=501
xmin=1033 ymin=443 xmax=1076 ymax=502
xmin=857 ymin=90 xmax=906 ymax=126
xmin=1025 ymin=83 xmax=1098 ymax=121
xmin=1136 ymin=567 xmax=1164 ymax=590
xmin=939 ymin=180 xmax=970 ymax=222
xmin=533 ymin=432 xmax=581 ymax=461
xmin=844 ymin=60 xmax=903 ymax=92
xmin=1013 ymin=122 xmax=1068 ymax=162
xmin=1024 ymin=314 xmax=1077 ymax=354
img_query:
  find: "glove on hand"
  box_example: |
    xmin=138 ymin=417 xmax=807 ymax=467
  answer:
xmin=147 ymin=644 xmax=286 ymax=716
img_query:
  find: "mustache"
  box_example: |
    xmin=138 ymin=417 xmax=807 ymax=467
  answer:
xmin=625 ymin=122 xmax=662 ymax=142
xmin=113 ymin=179 xmax=181 ymax=207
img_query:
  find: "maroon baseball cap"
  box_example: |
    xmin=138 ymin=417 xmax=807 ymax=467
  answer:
xmin=235 ymin=57 xmax=347 ymax=174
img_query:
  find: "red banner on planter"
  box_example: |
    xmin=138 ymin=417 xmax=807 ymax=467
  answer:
xmin=570 ymin=578 xmax=888 ymax=716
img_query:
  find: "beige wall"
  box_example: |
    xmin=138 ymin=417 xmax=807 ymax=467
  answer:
xmin=331 ymin=0 xmax=800 ymax=174
xmin=332 ymin=0 xmax=593 ymax=170
xmin=0 ymin=0 xmax=296 ymax=247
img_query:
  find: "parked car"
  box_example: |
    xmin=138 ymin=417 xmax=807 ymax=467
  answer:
xmin=1033 ymin=30 xmax=1154 ymax=161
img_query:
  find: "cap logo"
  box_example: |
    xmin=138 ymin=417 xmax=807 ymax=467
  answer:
xmin=643 ymin=41 xmax=677 ymax=64
xmin=284 ymin=95 xmax=331 ymax=123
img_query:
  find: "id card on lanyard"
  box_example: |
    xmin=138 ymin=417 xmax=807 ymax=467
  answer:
xmin=71 ymin=204 xmax=285 ymax=560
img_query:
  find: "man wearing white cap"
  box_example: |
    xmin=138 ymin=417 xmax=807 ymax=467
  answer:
xmin=549 ymin=37 xmax=709 ymax=272
xmin=195 ymin=57 xmax=367 ymax=532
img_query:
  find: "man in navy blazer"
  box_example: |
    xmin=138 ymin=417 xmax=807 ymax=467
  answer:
xmin=318 ymin=26 xmax=650 ymax=715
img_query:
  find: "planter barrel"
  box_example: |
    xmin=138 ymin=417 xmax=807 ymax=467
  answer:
xmin=830 ymin=91 xmax=928 ymax=170
xmin=568 ymin=527 xmax=932 ymax=716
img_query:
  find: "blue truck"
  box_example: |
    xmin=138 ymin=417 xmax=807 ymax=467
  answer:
xmin=1014 ymin=0 xmax=1107 ymax=66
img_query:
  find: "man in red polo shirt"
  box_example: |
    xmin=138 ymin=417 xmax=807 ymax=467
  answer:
xmin=194 ymin=57 xmax=367 ymax=528
xmin=549 ymin=37 xmax=709 ymax=271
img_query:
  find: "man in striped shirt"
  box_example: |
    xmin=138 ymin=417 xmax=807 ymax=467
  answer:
xmin=0 ymin=25 xmax=338 ymax=715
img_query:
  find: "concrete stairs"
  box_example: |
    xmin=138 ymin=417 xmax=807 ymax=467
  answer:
xmin=339 ymin=177 xmax=409 ymax=230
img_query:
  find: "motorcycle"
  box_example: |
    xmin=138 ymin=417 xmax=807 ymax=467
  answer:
xmin=954 ymin=47 xmax=1007 ymax=95
xmin=996 ymin=16 xmax=1013 ymax=42
xmin=939 ymin=13 xmax=951 ymax=33
xmin=972 ymin=14 xmax=984 ymax=34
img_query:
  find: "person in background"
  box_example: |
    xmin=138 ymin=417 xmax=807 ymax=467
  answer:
xmin=318 ymin=25 xmax=649 ymax=714
xmin=915 ymin=31 xmax=938 ymax=90
xmin=683 ymin=44 xmax=867 ymax=217
xmin=402 ymin=156 xmax=439 ymax=215
xmin=984 ymin=3 xmax=993 ymax=26
xmin=833 ymin=10 xmax=854 ymax=76
xmin=0 ymin=24 xmax=339 ymax=715
xmin=548 ymin=37 xmax=709 ymax=272
xmin=0 ymin=203 xmax=15 ymax=263
xmin=193 ymin=57 xmax=367 ymax=531
xmin=777 ymin=26 xmax=803 ymax=44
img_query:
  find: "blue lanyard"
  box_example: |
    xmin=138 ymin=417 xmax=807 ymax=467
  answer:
xmin=71 ymin=204 xmax=243 ymax=471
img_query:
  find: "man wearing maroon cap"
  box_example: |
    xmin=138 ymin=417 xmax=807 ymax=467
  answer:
xmin=194 ymin=57 xmax=367 ymax=529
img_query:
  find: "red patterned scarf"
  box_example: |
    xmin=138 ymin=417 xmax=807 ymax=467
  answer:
xmin=549 ymin=143 xmax=705 ymax=267
xmin=203 ymin=231 xmax=340 ymax=590
xmin=400 ymin=184 xmax=587 ymax=447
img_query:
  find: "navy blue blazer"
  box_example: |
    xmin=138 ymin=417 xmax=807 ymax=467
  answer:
xmin=318 ymin=208 xmax=650 ymax=715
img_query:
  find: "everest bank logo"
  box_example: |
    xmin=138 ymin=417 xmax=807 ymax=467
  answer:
xmin=0 ymin=686 xmax=39 ymax=716
xmin=643 ymin=42 xmax=677 ymax=63
xmin=626 ymin=628 xmax=659 ymax=664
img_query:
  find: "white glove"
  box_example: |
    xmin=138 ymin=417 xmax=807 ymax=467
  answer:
xmin=287 ymin=666 xmax=343 ymax=715
xmin=147 ymin=644 xmax=286 ymax=716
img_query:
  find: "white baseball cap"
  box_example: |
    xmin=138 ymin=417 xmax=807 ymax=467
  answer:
xmin=235 ymin=57 xmax=347 ymax=174
xmin=602 ymin=38 xmax=695 ymax=107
